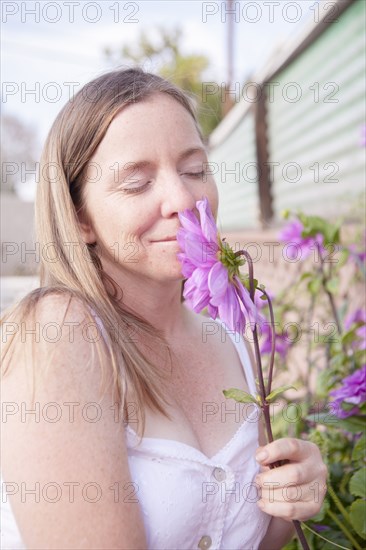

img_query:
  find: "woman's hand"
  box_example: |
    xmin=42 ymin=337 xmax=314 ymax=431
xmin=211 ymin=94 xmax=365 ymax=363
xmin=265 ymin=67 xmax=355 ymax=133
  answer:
xmin=255 ymin=437 xmax=328 ymax=522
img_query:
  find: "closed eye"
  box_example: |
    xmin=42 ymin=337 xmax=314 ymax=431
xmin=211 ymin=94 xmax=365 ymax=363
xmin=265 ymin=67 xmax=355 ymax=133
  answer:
xmin=122 ymin=182 xmax=151 ymax=194
xmin=184 ymin=171 xmax=205 ymax=178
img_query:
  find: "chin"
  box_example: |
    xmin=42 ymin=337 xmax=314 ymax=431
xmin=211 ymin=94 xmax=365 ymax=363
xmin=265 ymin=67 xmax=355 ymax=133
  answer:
xmin=155 ymin=267 xmax=185 ymax=281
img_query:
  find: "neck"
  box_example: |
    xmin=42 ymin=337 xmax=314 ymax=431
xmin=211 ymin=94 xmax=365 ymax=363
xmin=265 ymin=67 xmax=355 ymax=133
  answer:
xmin=104 ymin=267 xmax=190 ymax=341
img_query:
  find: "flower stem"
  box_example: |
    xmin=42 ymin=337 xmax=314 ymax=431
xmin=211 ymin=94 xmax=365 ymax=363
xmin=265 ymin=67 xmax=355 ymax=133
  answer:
xmin=260 ymin=288 xmax=276 ymax=396
xmin=327 ymin=483 xmax=355 ymax=532
xmin=302 ymin=523 xmax=351 ymax=549
xmin=237 ymin=249 xmax=310 ymax=550
xmin=318 ymin=246 xmax=343 ymax=337
xmin=305 ymin=296 xmax=316 ymax=407
xmin=326 ymin=509 xmax=362 ymax=550
xmin=325 ymin=282 xmax=342 ymax=335
xmin=239 ymin=251 xmax=269 ymax=420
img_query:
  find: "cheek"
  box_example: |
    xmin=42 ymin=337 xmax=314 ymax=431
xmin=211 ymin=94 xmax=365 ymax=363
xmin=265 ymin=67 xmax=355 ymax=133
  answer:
xmin=207 ymin=178 xmax=219 ymax=219
xmin=91 ymin=199 xmax=143 ymax=239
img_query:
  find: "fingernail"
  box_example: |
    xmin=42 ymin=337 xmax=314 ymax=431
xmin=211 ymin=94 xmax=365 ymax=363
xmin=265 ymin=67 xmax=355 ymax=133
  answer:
xmin=255 ymin=450 xmax=268 ymax=462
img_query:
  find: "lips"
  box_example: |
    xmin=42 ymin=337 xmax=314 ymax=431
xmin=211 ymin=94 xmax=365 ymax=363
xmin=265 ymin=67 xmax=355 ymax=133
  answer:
xmin=153 ymin=237 xmax=177 ymax=242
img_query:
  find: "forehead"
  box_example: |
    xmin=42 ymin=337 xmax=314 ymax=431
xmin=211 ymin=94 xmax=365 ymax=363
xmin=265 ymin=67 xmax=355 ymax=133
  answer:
xmin=105 ymin=93 xmax=201 ymax=144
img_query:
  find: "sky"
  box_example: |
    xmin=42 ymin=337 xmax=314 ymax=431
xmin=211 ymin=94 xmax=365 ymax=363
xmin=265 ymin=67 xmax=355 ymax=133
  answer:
xmin=1 ymin=0 xmax=320 ymax=199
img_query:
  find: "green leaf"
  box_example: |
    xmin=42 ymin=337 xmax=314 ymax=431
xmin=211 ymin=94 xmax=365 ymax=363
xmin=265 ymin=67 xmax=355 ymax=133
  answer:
xmin=327 ymin=225 xmax=341 ymax=245
xmin=308 ymin=277 xmax=322 ymax=295
xmin=337 ymin=247 xmax=350 ymax=268
xmin=299 ymin=214 xmax=341 ymax=246
xmin=306 ymin=411 xmax=340 ymax=427
xmin=315 ymin=531 xmax=350 ymax=550
xmin=336 ymin=416 xmax=366 ymax=434
xmin=222 ymin=388 xmax=258 ymax=404
xmin=340 ymin=470 xmax=353 ymax=493
xmin=349 ymin=467 xmax=366 ymax=498
xmin=266 ymin=385 xmax=297 ymax=402
xmin=240 ymin=275 xmax=259 ymax=293
xmin=299 ymin=214 xmax=327 ymax=236
xmin=316 ymin=370 xmax=334 ymax=398
xmin=349 ymin=499 xmax=366 ymax=539
xmin=353 ymin=434 xmax=366 ymax=462
xmin=308 ymin=429 xmax=329 ymax=464
xmin=281 ymin=543 xmax=296 ymax=550
xmin=341 ymin=326 xmax=364 ymax=346
xmin=310 ymin=410 xmax=366 ymax=433
xmin=299 ymin=271 xmax=312 ymax=282
xmin=325 ymin=277 xmax=339 ymax=294
xmin=329 ymin=353 xmax=346 ymax=370
xmin=355 ymin=349 xmax=366 ymax=365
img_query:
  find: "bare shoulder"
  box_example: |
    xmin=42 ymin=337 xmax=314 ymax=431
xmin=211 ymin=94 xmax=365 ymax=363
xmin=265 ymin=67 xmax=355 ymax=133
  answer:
xmin=34 ymin=290 xmax=91 ymax=329
xmin=1 ymin=291 xmax=147 ymax=549
xmin=1 ymin=290 xmax=116 ymax=429
xmin=3 ymin=291 xmax=98 ymax=378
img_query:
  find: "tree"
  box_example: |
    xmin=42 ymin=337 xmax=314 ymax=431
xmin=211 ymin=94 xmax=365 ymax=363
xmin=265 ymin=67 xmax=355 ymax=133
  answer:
xmin=1 ymin=113 xmax=39 ymax=194
xmin=104 ymin=26 xmax=226 ymax=137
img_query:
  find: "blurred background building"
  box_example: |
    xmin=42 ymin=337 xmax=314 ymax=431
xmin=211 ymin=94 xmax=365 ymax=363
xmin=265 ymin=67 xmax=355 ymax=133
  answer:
xmin=210 ymin=0 xmax=365 ymax=232
xmin=1 ymin=0 xmax=365 ymax=309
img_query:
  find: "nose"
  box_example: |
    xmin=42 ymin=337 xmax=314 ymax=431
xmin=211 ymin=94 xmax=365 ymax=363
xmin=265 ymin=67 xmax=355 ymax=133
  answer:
xmin=159 ymin=170 xmax=198 ymax=219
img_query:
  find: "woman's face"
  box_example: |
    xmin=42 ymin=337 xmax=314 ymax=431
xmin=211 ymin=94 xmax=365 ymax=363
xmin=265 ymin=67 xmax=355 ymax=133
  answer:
xmin=79 ymin=93 xmax=219 ymax=285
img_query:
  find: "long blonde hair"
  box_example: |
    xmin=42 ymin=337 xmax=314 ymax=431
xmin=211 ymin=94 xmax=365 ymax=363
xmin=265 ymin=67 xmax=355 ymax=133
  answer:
xmin=1 ymin=67 xmax=205 ymax=435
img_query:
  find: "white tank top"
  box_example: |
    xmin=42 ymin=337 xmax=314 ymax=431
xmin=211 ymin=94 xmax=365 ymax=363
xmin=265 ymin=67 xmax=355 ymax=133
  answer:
xmin=1 ymin=315 xmax=271 ymax=549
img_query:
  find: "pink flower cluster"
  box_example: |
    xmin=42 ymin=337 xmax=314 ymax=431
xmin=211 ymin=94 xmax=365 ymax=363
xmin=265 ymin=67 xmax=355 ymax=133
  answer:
xmin=278 ymin=219 xmax=324 ymax=261
xmin=345 ymin=309 xmax=366 ymax=351
xmin=330 ymin=365 xmax=366 ymax=419
xmin=177 ymin=197 xmax=263 ymax=334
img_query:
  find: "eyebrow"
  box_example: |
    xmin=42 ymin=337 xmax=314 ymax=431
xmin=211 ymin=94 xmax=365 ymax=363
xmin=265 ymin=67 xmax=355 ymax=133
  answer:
xmin=177 ymin=146 xmax=208 ymax=162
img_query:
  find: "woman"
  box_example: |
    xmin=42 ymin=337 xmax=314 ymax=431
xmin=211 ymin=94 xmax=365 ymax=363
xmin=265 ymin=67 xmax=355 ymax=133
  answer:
xmin=1 ymin=68 xmax=327 ymax=549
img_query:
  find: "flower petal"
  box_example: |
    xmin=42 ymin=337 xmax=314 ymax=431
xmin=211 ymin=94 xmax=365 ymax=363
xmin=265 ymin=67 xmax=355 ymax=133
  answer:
xmin=184 ymin=237 xmax=212 ymax=267
xmin=183 ymin=276 xmax=210 ymax=312
xmin=207 ymin=303 xmax=218 ymax=319
xmin=177 ymin=253 xmax=196 ymax=278
xmin=223 ymin=285 xmax=245 ymax=334
xmin=278 ymin=220 xmax=303 ymax=243
xmin=207 ymin=261 xmax=229 ymax=298
xmin=178 ymin=209 xmax=202 ymax=236
xmin=234 ymin=276 xmax=265 ymax=328
xmin=192 ymin=267 xmax=211 ymax=291
xmin=197 ymin=197 xmax=218 ymax=243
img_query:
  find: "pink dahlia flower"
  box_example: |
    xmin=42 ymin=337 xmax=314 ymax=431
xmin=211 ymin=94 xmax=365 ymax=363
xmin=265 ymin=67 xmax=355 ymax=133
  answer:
xmin=260 ymin=323 xmax=290 ymax=360
xmin=344 ymin=308 xmax=366 ymax=351
xmin=252 ymin=291 xmax=289 ymax=359
xmin=348 ymin=230 xmax=366 ymax=266
xmin=329 ymin=365 xmax=366 ymax=419
xmin=177 ymin=197 xmax=264 ymax=334
xmin=278 ymin=219 xmax=324 ymax=261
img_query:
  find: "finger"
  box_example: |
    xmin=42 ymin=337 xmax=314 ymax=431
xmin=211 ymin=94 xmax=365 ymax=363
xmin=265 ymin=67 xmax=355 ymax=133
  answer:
xmin=256 ymin=461 xmax=321 ymax=487
xmin=255 ymin=438 xmax=320 ymax=465
xmin=259 ymin=482 xmax=317 ymax=504
xmin=258 ymin=464 xmax=270 ymax=474
xmin=257 ymin=496 xmax=321 ymax=522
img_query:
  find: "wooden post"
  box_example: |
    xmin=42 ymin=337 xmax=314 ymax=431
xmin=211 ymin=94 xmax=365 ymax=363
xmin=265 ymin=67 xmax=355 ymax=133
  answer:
xmin=255 ymin=90 xmax=273 ymax=228
xmin=222 ymin=0 xmax=235 ymax=117
xmin=227 ymin=0 xmax=234 ymax=90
